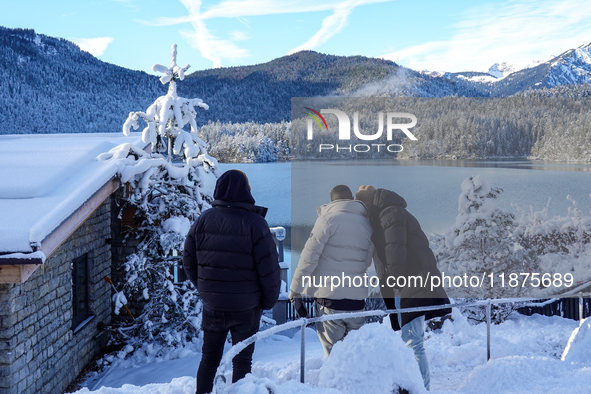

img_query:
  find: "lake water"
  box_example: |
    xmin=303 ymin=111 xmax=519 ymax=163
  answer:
xmin=215 ymin=159 xmax=591 ymax=253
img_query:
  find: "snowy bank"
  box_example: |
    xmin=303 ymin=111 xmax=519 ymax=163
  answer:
xmin=74 ymin=312 xmax=589 ymax=394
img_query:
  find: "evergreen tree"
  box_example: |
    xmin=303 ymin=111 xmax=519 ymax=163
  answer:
xmin=99 ymin=45 xmax=219 ymax=352
xmin=437 ymin=175 xmax=538 ymax=300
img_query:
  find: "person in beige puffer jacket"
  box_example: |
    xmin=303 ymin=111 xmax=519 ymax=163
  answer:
xmin=289 ymin=185 xmax=373 ymax=357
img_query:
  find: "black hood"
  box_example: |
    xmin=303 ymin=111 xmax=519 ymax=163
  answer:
xmin=213 ymin=170 xmax=255 ymax=204
xmin=374 ymin=188 xmax=407 ymax=210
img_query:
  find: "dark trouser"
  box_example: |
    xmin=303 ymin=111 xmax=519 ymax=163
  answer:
xmin=381 ymin=286 xmax=402 ymax=331
xmin=196 ymin=307 xmax=262 ymax=394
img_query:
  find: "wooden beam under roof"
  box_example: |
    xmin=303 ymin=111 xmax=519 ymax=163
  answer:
xmin=0 ymin=264 xmax=41 ymax=284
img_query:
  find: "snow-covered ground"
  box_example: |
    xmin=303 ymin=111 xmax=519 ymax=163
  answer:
xmin=74 ymin=311 xmax=591 ymax=394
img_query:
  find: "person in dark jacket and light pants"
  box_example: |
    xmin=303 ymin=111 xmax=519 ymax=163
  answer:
xmin=356 ymin=185 xmax=451 ymax=391
xmin=183 ymin=170 xmax=280 ymax=394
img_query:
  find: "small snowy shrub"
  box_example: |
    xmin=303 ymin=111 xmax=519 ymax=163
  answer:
xmin=458 ymin=299 xmax=524 ymax=324
xmin=514 ymin=196 xmax=591 ymax=255
xmin=443 ymin=175 xmax=515 ymax=265
xmin=437 ymin=175 xmax=538 ymax=300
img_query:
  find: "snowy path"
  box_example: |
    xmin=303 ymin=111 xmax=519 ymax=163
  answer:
xmin=75 ymin=312 xmax=591 ymax=394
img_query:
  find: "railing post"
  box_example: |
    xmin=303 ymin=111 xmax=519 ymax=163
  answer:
xmin=270 ymin=227 xmax=286 ymax=264
xmin=486 ymin=299 xmax=491 ymax=361
xmin=211 ymin=298 xmax=546 ymax=393
xmin=579 ymin=293 xmax=584 ymax=322
xmin=300 ymin=319 xmax=306 ymax=383
xmin=270 ymin=227 xmax=288 ymax=325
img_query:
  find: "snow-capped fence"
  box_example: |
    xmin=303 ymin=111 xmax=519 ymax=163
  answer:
xmin=212 ymin=295 xmax=590 ymax=393
xmin=518 ymin=280 xmax=591 ymax=321
xmin=519 ymin=296 xmax=591 ymax=321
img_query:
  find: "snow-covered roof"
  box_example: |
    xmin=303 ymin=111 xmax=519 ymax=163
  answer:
xmin=0 ymin=133 xmax=147 ymax=254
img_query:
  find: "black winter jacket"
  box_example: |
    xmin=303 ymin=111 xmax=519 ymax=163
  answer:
xmin=369 ymin=189 xmax=451 ymax=326
xmin=183 ymin=172 xmax=280 ymax=312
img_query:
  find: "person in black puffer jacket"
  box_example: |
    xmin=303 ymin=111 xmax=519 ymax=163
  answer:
xmin=356 ymin=185 xmax=451 ymax=391
xmin=183 ymin=169 xmax=280 ymax=394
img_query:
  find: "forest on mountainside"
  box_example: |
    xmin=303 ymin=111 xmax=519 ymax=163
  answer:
xmin=2 ymin=26 xmax=591 ymax=162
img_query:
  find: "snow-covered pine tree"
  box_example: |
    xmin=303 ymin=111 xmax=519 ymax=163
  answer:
xmin=99 ymin=44 xmax=219 ymax=353
xmin=436 ymin=175 xmax=538 ymax=320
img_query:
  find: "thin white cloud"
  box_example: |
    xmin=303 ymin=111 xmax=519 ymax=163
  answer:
xmin=287 ymin=2 xmax=353 ymax=55
xmin=200 ymin=0 xmax=349 ymax=19
xmin=230 ymin=31 xmax=250 ymax=41
xmin=111 ymin=0 xmax=141 ymax=10
xmin=197 ymin=0 xmax=390 ymax=55
xmin=178 ymin=0 xmax=250 ymax=68
xmin=380 ymin=0 xmax=591 ymax=72
xmin=71 ymin=37 xmax=114 ymax=56
xmin=154 ymin=0 xmax=391 ymax=67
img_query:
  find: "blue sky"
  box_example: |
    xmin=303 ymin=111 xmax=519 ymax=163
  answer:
xmin=2 ymin=0 xmax=591 ymax=75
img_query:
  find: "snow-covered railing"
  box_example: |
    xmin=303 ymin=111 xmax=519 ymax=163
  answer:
xmin=213 ymin=297 xmax=579 ymax=393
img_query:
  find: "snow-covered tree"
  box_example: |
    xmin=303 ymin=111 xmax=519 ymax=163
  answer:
xmin=99 ymin=44 xmax=219 ymax=353
xmin=437 ymin=175 xmax=538 ymax=301
xmin=122 ymin=44 xmax=209 ymax=160
xmin=443 ymin=176 xmax=515 ymax=263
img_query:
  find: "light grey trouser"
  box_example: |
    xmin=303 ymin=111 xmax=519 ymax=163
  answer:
xmin=314 ymin=303 xmax=365 ymax=358
xmin=396 ymin=296 xmax=430 ymax=390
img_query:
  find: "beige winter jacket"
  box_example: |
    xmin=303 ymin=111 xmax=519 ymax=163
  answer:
xmin=290 ymin=199 xmax=373 ymax=300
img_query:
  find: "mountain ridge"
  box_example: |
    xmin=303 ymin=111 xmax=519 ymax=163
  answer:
xmin=438 ymin=42 xmax=591 ymax=95
xmin=1 ymin=26 xmax=590 ymax=135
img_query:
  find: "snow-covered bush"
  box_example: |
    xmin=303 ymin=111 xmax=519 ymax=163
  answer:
xmin=457 ymin=299 xmax=523 ymax=325
xmin=437 ymin=175 xmax=538 ymax=300
xmin=99 ymin=45 xmax=219 ymax=353
xmin=434 ymin=174 xmax=591 ymax=322
xmin=443 ymin=175 xmax=515 ymax=263
xmin=514 ymin=196 xmax=591 ymax=255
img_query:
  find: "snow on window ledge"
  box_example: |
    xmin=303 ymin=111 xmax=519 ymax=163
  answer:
xmin=73 ymin=315 xmax=96 ymax=335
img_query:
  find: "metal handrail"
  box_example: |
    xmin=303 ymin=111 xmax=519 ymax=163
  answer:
xmin=211 ymin=296 xmax=584 ymax=393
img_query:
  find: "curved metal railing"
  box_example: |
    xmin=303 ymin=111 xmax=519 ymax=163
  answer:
xmin=211 ymin=295 xmax=588 ymax=393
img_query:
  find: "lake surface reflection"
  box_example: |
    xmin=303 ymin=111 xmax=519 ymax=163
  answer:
xmin=217 ymin=159 xmax=591 ymax=253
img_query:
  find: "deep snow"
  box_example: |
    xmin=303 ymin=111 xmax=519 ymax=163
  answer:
xmin=74 ymin=312 xmax=591 ymax=394
xmin=0 ymin=133 xmax=146 ymax=253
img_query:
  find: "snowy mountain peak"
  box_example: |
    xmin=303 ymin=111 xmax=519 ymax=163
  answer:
xmin=419 ymin=69 xmax=446 ymax=78
xmin=572 ymin=43 xmax=591 ymax=64
xmin=525 ymin=59 xmax=545 ymax=69
xmin=487 ymin=62 xmax=516 ymax=78
xmin=545 ymin=42 xmax=591 ymax=88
